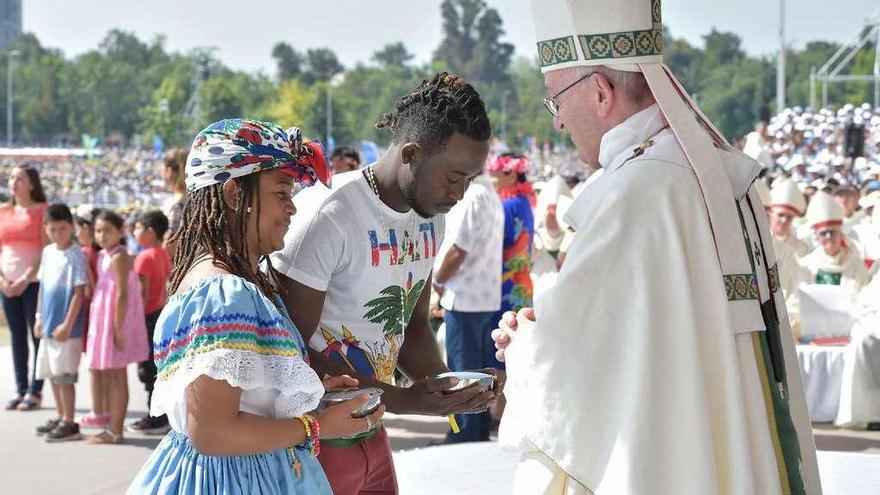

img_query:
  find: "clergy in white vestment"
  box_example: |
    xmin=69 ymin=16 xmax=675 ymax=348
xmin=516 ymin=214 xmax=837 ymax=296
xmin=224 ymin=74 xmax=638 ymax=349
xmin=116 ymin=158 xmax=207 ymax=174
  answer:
xmin=743 ymin=122 xmax=775 ymax=170
xmin=768 ymin=179 xmax=811 ymax=339
xmin=491 ymin=1 xmax=821 ymax=494
xmin=852 ymin=191 xmax=880 ymax=269
xmin=857 ymin=190 xmax=879 ymax=226
xmin=835 ymin=272 xmax=880 ymax=429
xmin=532 ymin=175 xmax=571 ymax=296
xmin=833 ymin=185 xmax=865 ymax=241
xmin=799 ymin=191 xmax=871 ymax=293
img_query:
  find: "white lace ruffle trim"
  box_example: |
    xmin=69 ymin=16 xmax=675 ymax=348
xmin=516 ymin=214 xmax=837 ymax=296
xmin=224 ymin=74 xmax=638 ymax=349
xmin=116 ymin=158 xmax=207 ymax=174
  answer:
xmin=150 ymin=349 xmax=325 ymax=419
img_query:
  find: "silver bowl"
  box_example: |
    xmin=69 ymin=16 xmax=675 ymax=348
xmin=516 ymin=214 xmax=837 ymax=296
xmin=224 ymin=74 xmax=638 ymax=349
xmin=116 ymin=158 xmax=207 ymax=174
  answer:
xmin=319 ymin=387 xmax=383 ymax=418
xmin=437 ymin=371 xmax=495 ymax=392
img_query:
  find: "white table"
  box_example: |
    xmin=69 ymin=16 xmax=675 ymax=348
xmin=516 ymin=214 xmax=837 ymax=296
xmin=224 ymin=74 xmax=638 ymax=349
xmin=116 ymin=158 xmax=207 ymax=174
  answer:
xmin=797 ymin=344 xmax=847 ymax=422
xmin=393 ymin=442 xmax=880 ymax=494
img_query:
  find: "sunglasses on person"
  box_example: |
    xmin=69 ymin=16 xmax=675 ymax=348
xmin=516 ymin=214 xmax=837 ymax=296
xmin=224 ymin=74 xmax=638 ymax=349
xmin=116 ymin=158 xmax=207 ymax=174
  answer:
xmin=817 ymin=229 xmax=841 ymax=239
xmin=543 ymin=70 xmax=597 ymax=117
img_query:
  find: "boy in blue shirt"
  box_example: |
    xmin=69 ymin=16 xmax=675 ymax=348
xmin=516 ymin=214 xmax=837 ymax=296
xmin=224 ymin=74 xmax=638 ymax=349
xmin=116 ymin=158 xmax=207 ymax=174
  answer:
xmin=33 ymin=204 xmax=89 ymax=442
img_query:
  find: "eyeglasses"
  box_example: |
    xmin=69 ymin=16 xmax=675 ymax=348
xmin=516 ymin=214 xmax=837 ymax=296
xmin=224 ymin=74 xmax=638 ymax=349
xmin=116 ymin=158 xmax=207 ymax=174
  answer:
xmin=542 ymin=70 xmax=596 ymax=117
xmin=817 ymin=229 xmax=841 ymax=239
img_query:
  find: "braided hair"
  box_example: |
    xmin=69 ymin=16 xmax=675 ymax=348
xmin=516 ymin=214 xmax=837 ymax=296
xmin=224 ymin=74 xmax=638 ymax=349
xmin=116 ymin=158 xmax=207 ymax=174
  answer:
xmin=166 ymin=174 xmax=281 ymax=301
xmin=376 ymin=72 xmax=491 ymax=153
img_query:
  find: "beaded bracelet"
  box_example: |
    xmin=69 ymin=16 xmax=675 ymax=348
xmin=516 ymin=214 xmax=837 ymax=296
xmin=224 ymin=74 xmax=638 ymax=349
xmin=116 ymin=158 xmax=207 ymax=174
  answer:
xmin=295 ymin=416 xmax=315 ymax=456
xmin=306 ymin=415 xmax=321 ymax=457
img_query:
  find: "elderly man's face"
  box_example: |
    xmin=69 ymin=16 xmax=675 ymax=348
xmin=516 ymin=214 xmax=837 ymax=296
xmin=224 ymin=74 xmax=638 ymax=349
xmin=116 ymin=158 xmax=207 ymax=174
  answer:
xmin=769 ymin=206 xmax=796 ymax=238
xmin=544 ymin=68 xmax=606 ymax=167
xmin=816 ymin=226 xmax=844 ymax=257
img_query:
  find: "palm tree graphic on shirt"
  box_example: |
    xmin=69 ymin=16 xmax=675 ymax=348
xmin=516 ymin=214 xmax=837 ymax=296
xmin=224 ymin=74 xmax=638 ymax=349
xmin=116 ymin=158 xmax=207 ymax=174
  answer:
xmin=363 ymin=272 xmax=426 ymax=337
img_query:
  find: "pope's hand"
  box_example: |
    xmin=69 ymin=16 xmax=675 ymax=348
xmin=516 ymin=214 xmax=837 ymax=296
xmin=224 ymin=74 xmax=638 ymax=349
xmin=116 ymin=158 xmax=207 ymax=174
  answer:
xmin=491 ymin=307 xmax=535 ymax=362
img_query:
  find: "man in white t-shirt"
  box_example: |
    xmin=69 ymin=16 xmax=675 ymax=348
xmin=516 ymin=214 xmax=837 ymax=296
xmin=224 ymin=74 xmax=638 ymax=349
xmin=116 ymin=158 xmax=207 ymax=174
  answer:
xmin=272 ymin=72 xmax=502 ymax=495
xmin=432 ymin=174 xmax=504 ymax=443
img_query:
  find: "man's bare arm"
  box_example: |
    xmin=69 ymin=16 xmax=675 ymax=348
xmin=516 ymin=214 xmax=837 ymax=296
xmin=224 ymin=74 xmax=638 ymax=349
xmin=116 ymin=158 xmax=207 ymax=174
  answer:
xmin=433 ymin=245 xmax=467 ymax=286
xmin=278 ymin=272 xmax=492 ymax=416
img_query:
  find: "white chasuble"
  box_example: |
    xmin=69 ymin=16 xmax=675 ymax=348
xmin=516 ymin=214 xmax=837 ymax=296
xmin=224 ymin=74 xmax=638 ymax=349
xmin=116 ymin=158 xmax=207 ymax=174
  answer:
xmin=500 ymin=104 xmax=819 ymax=495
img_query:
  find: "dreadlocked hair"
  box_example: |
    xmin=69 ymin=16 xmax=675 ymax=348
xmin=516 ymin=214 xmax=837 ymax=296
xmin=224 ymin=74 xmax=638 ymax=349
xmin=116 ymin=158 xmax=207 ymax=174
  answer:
xmin=166 ymin=174 xmax=283 ymax=302
xmin=375 ymin=72 xmax=491 ymax=154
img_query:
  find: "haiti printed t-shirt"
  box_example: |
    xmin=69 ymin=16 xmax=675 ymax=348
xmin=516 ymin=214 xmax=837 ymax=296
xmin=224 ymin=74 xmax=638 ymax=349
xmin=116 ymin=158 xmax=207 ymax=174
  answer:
xmin=271 ymin=170 xmax=444 ymax=384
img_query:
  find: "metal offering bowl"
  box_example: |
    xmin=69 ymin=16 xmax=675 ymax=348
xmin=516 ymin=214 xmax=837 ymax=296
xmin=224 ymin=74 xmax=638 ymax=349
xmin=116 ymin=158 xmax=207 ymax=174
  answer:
xmin=319 ymin=387 xmax=383 ymax=418
xmin=437 ymin=371 xmax=495 ymax=392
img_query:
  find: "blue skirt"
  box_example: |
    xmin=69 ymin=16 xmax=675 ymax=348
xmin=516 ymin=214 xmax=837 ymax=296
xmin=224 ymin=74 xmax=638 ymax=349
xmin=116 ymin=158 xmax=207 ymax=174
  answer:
xmin=127 ymin=429 xmax=332 ymax=495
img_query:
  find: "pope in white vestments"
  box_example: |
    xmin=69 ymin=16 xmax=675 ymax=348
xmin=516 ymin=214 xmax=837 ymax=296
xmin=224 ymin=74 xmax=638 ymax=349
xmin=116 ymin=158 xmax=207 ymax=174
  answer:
xmin=767 ymin=179 xmax=810 ymax=338
xmin=492 ymin=1 xmax=822 ymax=494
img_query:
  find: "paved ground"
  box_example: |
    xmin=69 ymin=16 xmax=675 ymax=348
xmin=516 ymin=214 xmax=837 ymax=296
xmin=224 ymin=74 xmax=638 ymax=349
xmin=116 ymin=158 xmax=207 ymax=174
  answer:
xmin=0 ymin=339 xmax=878 ymax=494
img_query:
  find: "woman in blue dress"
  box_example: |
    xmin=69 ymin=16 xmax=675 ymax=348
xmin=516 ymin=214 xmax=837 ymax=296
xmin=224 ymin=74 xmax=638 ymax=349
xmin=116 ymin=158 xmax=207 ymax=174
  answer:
xmin=128 ymin=119 xmax=385 ymax=494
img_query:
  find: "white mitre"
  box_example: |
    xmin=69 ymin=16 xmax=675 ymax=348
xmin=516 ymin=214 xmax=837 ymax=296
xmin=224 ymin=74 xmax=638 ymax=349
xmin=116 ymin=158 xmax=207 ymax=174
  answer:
xmin=770 ymin=178 xmax=807 ymax=215
xmin=534 ymin=0 xmax=663 ymax=72
xmin=531 ymin=0 xmax=764 ymax=323
xmin=806 ymin=190 xmax=845 ymax=229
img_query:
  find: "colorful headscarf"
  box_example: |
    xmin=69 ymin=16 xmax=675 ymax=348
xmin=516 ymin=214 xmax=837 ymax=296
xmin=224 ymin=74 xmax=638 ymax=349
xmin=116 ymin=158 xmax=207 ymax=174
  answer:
xmin=486 ymin=154 xmax=530 ymax=175
xmin=184 ymin=119 xmax=330 ymax=193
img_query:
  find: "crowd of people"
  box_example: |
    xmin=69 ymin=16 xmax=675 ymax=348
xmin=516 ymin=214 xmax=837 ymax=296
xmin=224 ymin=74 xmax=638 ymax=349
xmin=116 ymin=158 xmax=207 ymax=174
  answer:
xmin=742 ymin=103 xmax=880 ymax=189
xmin=1 ymin=101 xmax=879 ymax=492
xmin=740 ymin=104 xmax=880 ymax=332
xmin=731 ymin=104 xmax=880 ymax=433
xmin=0 ymin=72 xmax=505 ymax=493
xmin=0 ymin=148 xmax=166 ymax=210
xmin=3 ymin=102 xmax=878 ymax=492
xmin=1 ymin=15 xmax=879 ymax=494
xmin=0 ymin=152 xmax=184 ymax=445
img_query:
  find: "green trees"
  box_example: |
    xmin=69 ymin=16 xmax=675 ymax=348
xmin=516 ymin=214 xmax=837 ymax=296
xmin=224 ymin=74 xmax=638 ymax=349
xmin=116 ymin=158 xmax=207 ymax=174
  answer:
xmin=434 ymin=0 xmax=513 ymax=85
xmin=271 ymin=42 xmax=304 ymax=81
xmin=660 ymin=29 xmax=871 ymax=140
xmin=5 ymin=34 xmax=67 ymax=141
xmin=372 ymin=42 xmax=414 ymax=69
xmin=671 ymin=30 xmax=776 ymax=139
xmin=430 ymin=0 xmax=517 ymax=146
xmin=302 ymin=48 xmax=345 ymax=85
xmin=0 ymin=9 xmax=875 ymax=148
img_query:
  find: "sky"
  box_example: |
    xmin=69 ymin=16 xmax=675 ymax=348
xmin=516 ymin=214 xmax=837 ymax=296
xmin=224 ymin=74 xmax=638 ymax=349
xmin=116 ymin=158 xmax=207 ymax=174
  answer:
xmin=22 ymin=0 xmax=880 ymax=75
